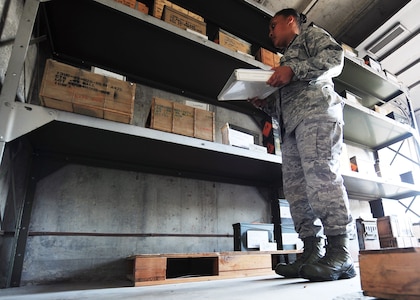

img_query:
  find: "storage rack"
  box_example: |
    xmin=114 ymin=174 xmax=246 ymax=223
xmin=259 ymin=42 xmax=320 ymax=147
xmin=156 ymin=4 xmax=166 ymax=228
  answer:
xmin=1 ymin=0 xmax=420 ymax=286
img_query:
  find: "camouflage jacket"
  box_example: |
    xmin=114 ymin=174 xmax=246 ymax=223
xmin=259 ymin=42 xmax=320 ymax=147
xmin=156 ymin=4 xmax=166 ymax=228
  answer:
xmin=263 ymin=24 xmax=344 ymax=136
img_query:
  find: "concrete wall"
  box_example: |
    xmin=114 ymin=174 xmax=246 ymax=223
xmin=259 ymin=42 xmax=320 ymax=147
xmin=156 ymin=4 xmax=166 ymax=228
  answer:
xmin=23 ymin=164 xmax=272 ymax=284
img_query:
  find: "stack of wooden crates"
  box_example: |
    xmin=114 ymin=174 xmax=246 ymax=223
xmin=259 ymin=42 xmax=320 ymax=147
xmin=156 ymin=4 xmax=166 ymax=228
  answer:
xmin=148 ymin=97 xmax=215 ymax=142
xmin=359 ymin=215 xmax=419 ymax=299
xmin=377 ymin=215 xmax=418 ymax=248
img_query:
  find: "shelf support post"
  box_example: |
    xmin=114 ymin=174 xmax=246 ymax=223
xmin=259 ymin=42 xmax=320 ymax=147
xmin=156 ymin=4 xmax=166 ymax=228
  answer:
xmin=0 ymin=0 xmax=40 ymax=163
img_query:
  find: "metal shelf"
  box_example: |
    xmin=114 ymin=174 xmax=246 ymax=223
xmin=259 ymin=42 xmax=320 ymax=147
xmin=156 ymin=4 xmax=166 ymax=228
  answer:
xmin=19 ymin=104 xmax=282 ymax=187
xmin=343 ymin=99 xmax=414 ymax=150
xmin=334 ymin=56 xmax=404 ymax=108
xmin=342 ymin=171 xmax=420 ymax=201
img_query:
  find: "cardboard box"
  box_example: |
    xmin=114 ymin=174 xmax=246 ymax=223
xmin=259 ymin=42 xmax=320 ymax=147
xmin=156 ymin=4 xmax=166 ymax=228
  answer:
xmin=255 ymin=48 xmax=281 ymax=68
xmin=340 ymin=90 xmax=362 ymax=105
xmin=137 ymin=1 xmax=149 ymax=14
xmin=349 ymin=155 xmax=376 ymax=176
xmin=114 ymin=0 xmax=149 ymax=13
xmin=384 ymin=70 xmax=399 ymax=84
xmin=339 ymin=143 xmax=351 ymax=172
xmin=374 ymin=104 xmax=393 ymax=115
xmin=161 ymin=5 xmax=206 ymax=35
xmin=341 ymin=43 xmax=358 ymax=57
xmin=215 ymin=30 xmax=251 ymax=55
xmin=413 ymin=223 xmax=420 ymax=243
xmin=386 ymin=111 xmax=410 ymax=125
xmin=153 ymin=0 xmax=204 ymax=21
xmin=148 ymin=97 xmax=215 ymax=141
xmin=153 ymin=0 xmax=170 ymax=18
xmin=363 ymin=55 xmax=382 ymax=73
xmin=221 ymin=123 xmax=255 ymax=149
xmin=279 ymin=199 xmax=303 ymax=250
xmin=39 ymin=59 xmax=135 ymax=124
xmin=377 ymin=215 xmax=414 ymax=239
xmin=374 ymin=162 xmax=397 ymax=181
xmin=115 ymin=0 xmax=136 ymax=8
xmin=248 ymin=144 xmax=267 ymax=154
xmin=359 ymin=247 xmax=420 ymax=299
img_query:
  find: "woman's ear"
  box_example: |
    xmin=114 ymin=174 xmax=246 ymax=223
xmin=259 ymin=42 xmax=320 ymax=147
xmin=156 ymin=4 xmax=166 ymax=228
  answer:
xmin=287 ymin=15 xmax=295 ymax=26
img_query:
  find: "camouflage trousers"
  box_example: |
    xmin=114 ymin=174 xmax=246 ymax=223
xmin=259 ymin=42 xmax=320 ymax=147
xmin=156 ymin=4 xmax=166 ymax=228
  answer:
xmin=281 ymin=118 xmax=353 ymax=239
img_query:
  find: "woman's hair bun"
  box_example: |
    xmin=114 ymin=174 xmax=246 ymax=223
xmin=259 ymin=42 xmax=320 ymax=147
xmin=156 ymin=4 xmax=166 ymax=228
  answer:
xmin=299 ymin=13 xmax=307 ymax=24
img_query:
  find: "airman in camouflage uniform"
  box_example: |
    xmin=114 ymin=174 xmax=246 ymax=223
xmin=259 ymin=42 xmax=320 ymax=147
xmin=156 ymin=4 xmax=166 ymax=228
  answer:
xmin=249 ymin=8 xmax=355 ymax=282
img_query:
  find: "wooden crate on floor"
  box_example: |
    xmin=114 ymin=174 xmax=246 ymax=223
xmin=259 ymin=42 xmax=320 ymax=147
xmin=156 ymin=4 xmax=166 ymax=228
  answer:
xmin=127 ymin=250 xmax=301 ymax=286
xmin=359 ymin=247 xmax=420 ymax=300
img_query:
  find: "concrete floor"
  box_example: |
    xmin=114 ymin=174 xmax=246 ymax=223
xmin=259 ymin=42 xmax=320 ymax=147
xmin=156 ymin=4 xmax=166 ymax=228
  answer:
xmin=0 ymin=267 xmax=378 ymax=300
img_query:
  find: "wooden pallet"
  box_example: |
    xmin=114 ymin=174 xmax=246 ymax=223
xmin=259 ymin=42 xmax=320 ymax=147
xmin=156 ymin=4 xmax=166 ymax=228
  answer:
xmin=359 ymin=247 xmax=420 ymax=300
xmin=128 ymin=250 xmax=301 ymax=286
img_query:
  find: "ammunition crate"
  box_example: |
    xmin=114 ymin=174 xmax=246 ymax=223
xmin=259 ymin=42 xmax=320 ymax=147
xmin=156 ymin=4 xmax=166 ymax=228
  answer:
xmin=39 ymin=59 xmax=135 ymax=124
xmin=161 ymin=5 xmax=206 ymax=35
xmin=148 ymin=97 xmax=215 ymax=141
xmin=215 ymin=30 xmax=251 ymax=55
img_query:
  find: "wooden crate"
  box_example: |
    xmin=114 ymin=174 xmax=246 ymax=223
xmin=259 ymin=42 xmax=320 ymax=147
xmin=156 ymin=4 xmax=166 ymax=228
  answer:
xmin=149 ymin=97 xmax=215 ymax=141
xmin=161 ymin=5 xmax=206 ymax=35
xmin=215 ymin=30 xmax=251 ymax=55
xmin=359 ymin=247 xmax=420 ymax=299
xmin=153 ymin=0 xmax=204 ymax=21
xmin=377 ymin=215 xmax=414 ymax=239
xmin=128 ymin=250 xmax=302 ymax=286
xmin=39 ymin=59 xmax=135 ymax=124
xmin=136 ymin=1 xmax=149 ymax=14
xmin=255 ymin=48 xmax=281 ymax=68
xmin=380 ymin=236 xmax=418 ymax=248
xmin=114 ymin=0 xmax=149 ymax=14
xmin=115 ymin=0 xmax=136 ymax=8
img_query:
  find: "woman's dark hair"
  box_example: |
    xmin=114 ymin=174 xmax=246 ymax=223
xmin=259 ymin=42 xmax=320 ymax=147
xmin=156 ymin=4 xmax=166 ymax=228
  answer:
xmin=274 ymin=8 xmax=307 ymax=27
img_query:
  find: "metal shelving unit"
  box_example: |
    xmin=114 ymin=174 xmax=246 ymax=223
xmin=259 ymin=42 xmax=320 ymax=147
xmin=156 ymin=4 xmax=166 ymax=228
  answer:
xmin=334 ymin=56 xmax=404 ymax=108
xmin=24 ymin=104 xmax=283 ymax=187
xmin=2 ymin=0 xmax=420 ymax=200
xmin=342 ymin=99 xmax=414 ymax=150
xmin=342 ymin=170 xmax=420 ymax=201
xmin=333 ymin=55 xmax=420 ymax=201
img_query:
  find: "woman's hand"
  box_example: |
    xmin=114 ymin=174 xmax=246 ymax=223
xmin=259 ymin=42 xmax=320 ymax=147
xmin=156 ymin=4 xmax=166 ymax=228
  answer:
xmin=267 ymin=66 xmax=294 ymax=87
xmin=248 ymin=97 xmax=267 ymax=109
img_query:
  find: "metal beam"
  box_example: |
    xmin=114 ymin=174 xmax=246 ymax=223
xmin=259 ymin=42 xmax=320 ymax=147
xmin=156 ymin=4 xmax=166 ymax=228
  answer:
xmin=0 ymin=0 xmax=40 ymax=163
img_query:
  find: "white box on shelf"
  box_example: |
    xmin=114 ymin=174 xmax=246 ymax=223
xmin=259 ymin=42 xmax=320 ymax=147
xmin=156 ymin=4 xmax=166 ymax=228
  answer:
xmin=221 ymin=123 xmax=255 ymax=149
xmin=248 ymin=144 xmax=267 ymax=153
xmin=91 ymin=66 xmax=126 ymax=81
xmin=340 ymin=143 xmax=351 ymax=172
